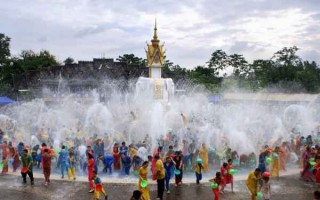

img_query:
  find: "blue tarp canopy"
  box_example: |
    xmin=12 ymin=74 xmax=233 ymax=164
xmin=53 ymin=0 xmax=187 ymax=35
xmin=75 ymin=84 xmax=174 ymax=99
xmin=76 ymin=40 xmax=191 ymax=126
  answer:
xmin=0 ymin=96 xmax=15 ymax=105
xmin=208 ymin=95 xmax=221 ymax=103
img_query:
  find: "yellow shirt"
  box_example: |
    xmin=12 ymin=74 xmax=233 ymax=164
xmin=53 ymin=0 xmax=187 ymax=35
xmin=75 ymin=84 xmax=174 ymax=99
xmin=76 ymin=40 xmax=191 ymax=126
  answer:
xmin=156 ymin=159 xmax=165 ymax=179
xmin=139 ymin=167 xmax=148 ymax=181
xmin=246 ymin=171 xmax=258 ymax=194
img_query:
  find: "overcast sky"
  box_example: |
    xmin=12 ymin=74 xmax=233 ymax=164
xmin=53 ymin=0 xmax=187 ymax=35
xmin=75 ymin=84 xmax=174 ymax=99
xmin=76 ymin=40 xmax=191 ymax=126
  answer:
xmin=0 ymin=0 xmax=319 ymax=68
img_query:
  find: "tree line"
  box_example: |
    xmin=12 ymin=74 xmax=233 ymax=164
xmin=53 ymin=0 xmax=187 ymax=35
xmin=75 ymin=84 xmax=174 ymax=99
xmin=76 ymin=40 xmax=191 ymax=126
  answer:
xmin=1 ymin=33 xmax=319 ymax=98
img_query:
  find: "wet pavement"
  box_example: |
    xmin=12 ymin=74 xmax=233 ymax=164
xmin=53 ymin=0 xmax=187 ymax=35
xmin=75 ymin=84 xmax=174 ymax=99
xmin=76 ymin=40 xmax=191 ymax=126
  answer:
xmin=0 ymin=173 xmax=314 ymax=200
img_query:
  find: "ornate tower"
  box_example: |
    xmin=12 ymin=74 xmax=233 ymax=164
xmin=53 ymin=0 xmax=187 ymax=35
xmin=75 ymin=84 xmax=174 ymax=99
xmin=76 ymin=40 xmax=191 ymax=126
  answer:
xmin=135 ymin=20 xmax=174 ymax=102
xmin=145 ymin=19 xmax=165 ymax=78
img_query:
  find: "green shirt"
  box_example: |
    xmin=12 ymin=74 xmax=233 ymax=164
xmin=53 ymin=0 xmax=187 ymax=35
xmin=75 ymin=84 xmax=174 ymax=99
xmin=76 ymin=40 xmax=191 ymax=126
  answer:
xmin=22 ymin=155 xmax=33 ymax=171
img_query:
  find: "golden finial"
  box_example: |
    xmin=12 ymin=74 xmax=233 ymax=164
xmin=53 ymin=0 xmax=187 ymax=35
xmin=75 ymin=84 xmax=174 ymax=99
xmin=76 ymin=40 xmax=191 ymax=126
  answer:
xmin=152 ymin=18 xmax=159 ymax=42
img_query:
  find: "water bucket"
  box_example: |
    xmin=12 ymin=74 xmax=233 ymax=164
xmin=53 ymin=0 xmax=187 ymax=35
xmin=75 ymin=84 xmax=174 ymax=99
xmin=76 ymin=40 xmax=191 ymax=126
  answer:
xmin=140 ymin=180 xmax=148 ymax=188
xmin=310 ymin=161 xmax=316 ymax=166
xmin=266 ymin=157 xmax=272 ymax=164
xmin=210 ymin=183 xmax=218 ymax=189
xmin=21 ymin=167 xmax=28 ymax=173
xmin=196 ymin=158 xmax=203 ymax=164
xmin=256 ymin=192 xmax=263 ymax=199
xmin=229 ymin=169 xmax=237 ymax=175
xmin=272 ymin=153 xmax=279 ymax=159
xmin=263 ymin=171 xmax=270 ymax=177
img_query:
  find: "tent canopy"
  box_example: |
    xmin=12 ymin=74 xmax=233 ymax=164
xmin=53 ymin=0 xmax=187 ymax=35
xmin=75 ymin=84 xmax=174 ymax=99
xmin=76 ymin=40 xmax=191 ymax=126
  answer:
xmin=0 ymin=96 xmax=15 ymax=105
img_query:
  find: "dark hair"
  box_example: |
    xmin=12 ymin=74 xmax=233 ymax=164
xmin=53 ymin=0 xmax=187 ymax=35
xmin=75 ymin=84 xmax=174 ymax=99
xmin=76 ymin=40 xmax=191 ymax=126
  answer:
xmin=62 ymin=145 xmax=65 ymax=149
xmin=216 ymin=171 xmax=221 ymax=178
xmin=122 ymin=142 xmax=126 ymax=145
xmin=314 ymin=191 xmax=320 ymax=199
xmin=42 ymin=143 xmax=47 ymax=147
xmin=132 ymin=190 xmax=142 ymax=199
xmin=23 ymin=149 xmax=28 ymax=153
xmin=142 ymin=161 xmax=149 ymax=166
xmin=223 ymin=162 xmax=228 ymax=168
xmin=88 ymin=153 xmax=94 ymax=159
xmin=44 ymin=149 xmax=48 ymax=153
xmin=169 ymin=145 xmax=173 ymax=149
xmin=255 ymin=168 xmax=262 ymax=172
xmin=93 ymin=171 xmax=97 ymax=175
xmin=227 ymin=159 xmax=232 ymax=163
xmin=155 ymin=155 xmax=160 ymax=160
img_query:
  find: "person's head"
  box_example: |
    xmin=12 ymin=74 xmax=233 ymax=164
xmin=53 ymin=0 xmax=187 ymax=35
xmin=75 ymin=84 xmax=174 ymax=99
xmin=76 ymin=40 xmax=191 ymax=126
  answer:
xmin=88 ymin=153 xmax=94 ymax=159
xmin=215 ymin=171 xmax=221 ymax=179
xmin=166 ymin=156 xmax=171 ymax=163
xmin=44 ymin=149 xmax=48 ymax=153
xmin=275 ymin=146 xmax=280 ymax=151
xmin=314 ymin=191 xmax=320 ymax=200
xmin=122 ymin=141 xmax=126 ymax=146
xmin=42 ymin=142 xmax=47 ymax=147
xmin=202 ymin=143 xmax=206 ymax=148
xmin=158 ymin=146 xmax=163 ymax=152
xmin=147 ymin=155 xmax=152 ymax=161
xmin=306 ymin=146 xmax=311 ymax=152
xmin=254 ymin=168 xmax=262 ymax=176
xmin=227 ymin=159 xmax=232 ymax=164
xmin=169 ymin=145 xmax=173 ymax=150
xmin=142 ymin=161 xmax=149 ymax=168
xmin=92 ymin=171 xmax=97 ymax=179
xmin=99 ymin=156 xmax=104 ymax=161
xmin=223 ymin=162 xmax=228 ymax=168
xmin=87 ymin=145 xmax=92 ymax=150
xmin=132 ymin=190 xmax=142 ymax=200
xmin=155 ymin=154 xmax=160 ymax=160
xmin=61 ymin=145 xmax=65 ymax=150
xmin=23 ymin=149 xmax=28 ymax=156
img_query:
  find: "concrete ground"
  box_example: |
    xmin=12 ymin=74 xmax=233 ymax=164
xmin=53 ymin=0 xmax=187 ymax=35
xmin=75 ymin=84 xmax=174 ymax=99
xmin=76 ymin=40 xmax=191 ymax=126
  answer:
xmin=0 ymin=172 xmax=315 ymax=200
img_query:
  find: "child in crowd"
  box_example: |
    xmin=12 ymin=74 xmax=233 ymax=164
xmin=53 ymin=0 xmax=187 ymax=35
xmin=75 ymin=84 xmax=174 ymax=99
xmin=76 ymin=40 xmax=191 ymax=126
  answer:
xmin=221 ymin=159 xmax=234 ymax=192
xmin=164 ymin=156 xmax=175 ymax=193
xmin=259 ymin=172 xmax=271 ymax=200
xmin=42 ymin=148 xmax=56 ymax=186
xmin=246 ymin=168 xmax=262 ymax=200
xmin=209 ymin=172 xmax=224 ymax=200
xmin=92 ymin=171 xmax=108 ymax=200
xmin=194 ymin=158 xmax=204 ymax=184
xmin=21 ymin=149 xmax=34 ymax=185
xmin=68 ymin=151 xmax=76 ymax=180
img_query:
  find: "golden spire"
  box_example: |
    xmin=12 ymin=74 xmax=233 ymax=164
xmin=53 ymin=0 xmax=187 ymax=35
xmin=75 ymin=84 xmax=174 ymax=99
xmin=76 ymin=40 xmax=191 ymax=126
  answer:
xmin=152 ymin=18 xmax=159 ymax=43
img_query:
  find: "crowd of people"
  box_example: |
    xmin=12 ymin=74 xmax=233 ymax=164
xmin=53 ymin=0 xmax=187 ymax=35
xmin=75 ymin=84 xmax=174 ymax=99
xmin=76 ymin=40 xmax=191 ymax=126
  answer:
xmin=0 ymin=122 xmax=320 ymax=199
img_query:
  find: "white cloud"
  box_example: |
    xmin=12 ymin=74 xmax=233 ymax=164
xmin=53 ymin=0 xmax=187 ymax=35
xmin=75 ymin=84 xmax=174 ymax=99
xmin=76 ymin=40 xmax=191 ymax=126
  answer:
xmin=0 ymin=0 xmax=319 ymax=68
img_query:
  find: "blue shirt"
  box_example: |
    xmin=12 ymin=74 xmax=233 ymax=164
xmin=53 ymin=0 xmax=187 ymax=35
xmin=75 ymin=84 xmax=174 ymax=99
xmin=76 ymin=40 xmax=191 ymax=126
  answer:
xmin=103 ymin=155 xmax=114 ymax=166
xmin=59 ymin=149 xmax=68 ymax=164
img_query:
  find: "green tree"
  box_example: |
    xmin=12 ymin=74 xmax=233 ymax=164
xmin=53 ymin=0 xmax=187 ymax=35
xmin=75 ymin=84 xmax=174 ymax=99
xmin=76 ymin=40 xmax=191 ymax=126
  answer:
xmin=229 ymin=54 xmax=250 ymax=77
xmin=0 ymin=33 xmax=11 ymax=66
xmin=64 ymin=57 xmax=75 ymax=65
xmin=207 ymin=50 xmax=229 ymax=75
xmin=116 ymin=54 xmax=146 ymax=66
xmin=19 ymin=50 xmax=59 ymax=70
